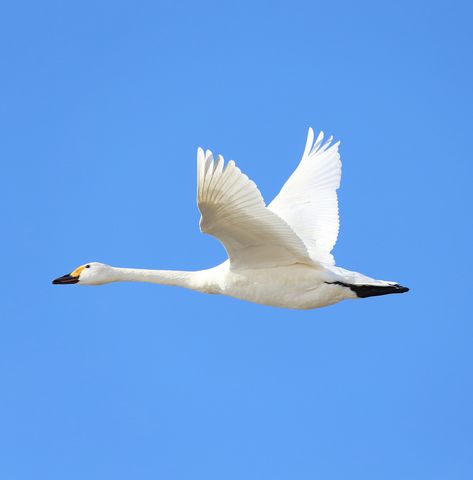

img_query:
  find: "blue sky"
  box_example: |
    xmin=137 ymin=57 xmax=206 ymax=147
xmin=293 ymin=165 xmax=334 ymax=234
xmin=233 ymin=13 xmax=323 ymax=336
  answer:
xmin=2 ymin=0 xmax=472 ymax=478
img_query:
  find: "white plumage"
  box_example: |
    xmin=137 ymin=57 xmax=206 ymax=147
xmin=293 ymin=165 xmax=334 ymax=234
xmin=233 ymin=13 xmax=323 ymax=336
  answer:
xmin=269 ymin=129 xmax=341 ymax=265
xmin=53 ymin=128 xmax=408 ymax=309
xmin=197 ymin=148 xmax=310 ymax=269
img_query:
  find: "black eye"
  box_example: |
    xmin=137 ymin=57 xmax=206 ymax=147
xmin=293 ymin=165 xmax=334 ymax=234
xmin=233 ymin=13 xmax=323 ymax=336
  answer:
xmin=85 ymin=265 xmax=90 ymax=268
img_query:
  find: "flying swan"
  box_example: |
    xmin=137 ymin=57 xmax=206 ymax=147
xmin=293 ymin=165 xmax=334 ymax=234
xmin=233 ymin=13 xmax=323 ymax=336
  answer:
xmin=53 ymin=128 xmax=408 ymax=309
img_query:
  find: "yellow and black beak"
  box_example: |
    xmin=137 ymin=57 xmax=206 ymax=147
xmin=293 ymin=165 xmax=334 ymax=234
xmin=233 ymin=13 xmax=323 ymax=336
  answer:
xmin=52 ymin=273 xmax=79 ymax=285
xmin=52 ymin=265 xmax=86 ymax=285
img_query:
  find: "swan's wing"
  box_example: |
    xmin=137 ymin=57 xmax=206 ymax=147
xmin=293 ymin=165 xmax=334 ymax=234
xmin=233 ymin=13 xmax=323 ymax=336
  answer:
xmin=197 ymin=148 xmax=311 ymax=269
xmin=268 ymin=128 xmax=341 ymax=265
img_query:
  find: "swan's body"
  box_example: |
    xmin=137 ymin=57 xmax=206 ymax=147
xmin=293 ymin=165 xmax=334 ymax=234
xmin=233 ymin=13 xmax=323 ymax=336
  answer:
xmin=53 ymin=129 xmax=408 ymax=309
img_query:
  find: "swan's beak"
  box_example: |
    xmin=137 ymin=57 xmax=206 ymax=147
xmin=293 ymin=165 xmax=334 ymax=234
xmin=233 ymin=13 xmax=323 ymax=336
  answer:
xmin=52 ymin=273 xmax=79 ymax=285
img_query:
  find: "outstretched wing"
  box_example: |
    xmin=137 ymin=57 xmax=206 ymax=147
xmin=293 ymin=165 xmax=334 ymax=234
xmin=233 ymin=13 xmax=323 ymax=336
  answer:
xmin=268 ymin=128 xmax=341 ymax=265
xmin=197 ymin=148 xmax=311 ymax=269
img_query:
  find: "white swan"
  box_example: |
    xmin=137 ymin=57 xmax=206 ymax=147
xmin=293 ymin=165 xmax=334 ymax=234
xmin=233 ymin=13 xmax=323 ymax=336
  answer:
xmin=53 ymin=128 xmax=408 ymax=309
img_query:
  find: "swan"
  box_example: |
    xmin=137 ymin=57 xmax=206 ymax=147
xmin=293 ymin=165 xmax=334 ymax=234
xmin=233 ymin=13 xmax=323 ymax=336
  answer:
xmin=53 ymin=128 xmax=408 ymax=309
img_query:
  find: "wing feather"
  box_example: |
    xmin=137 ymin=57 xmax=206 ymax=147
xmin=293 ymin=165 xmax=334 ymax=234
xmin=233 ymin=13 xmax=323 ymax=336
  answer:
xmin=197 ymin=148 xmax=311 ymax=269
xmin=268 ymin=128 xmax=341 ymax=265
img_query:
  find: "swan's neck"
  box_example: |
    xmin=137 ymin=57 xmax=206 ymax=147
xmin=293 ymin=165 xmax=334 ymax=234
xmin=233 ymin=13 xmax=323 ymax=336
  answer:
xmin=110 ymin=266 xmax=221 ymax=294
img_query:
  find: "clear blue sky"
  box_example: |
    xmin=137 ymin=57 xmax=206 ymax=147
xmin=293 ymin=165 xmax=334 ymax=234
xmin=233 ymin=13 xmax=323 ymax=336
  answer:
xmin=2 ymin=1 xmax=472 ymax=478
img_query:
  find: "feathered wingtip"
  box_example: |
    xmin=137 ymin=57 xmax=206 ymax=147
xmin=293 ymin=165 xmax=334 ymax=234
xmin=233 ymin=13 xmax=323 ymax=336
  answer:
xmin=303 ymin=127 xmax=340 ymax=160
xmin=197 ymin=147 xmax=226 ymax=179
xmin=197 ymin=146 xmax=233 ymax=204
xmin=197 ymin=147 xmax=214 ymax=174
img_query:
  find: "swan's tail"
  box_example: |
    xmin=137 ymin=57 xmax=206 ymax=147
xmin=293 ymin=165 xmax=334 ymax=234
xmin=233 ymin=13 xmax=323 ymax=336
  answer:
xmin=327 ymin=281 xmax=409 ymax=298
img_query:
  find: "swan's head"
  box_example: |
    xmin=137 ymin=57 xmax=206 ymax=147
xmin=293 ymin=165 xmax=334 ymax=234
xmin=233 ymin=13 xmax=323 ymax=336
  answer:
xmin=52 ymin=262 xmax=114 ymax=286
